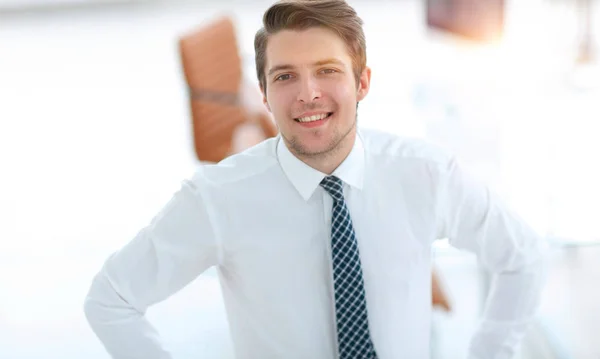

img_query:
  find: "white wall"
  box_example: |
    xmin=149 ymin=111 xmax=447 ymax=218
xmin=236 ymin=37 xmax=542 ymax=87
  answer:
xmin=0 ymin=0 xmax=155 ymax=11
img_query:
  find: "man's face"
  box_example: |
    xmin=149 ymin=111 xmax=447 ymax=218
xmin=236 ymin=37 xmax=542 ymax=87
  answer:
xmin=262 ymin=27 xmax=370 ymax=158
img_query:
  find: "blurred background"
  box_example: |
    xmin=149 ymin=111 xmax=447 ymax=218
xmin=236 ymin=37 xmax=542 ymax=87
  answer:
xmin=1 ymin=0 xmax=599 ymax=358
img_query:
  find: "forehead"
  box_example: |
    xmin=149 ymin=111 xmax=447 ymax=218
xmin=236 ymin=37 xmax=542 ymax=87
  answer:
xmin=265 ymin=27 xmax=352 ymax=70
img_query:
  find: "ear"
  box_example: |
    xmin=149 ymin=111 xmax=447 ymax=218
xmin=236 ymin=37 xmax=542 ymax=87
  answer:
xmin=356 ymin=66 xmax=371 ymax=102
xmin=260 ymin=85 xmax=271 ymax=112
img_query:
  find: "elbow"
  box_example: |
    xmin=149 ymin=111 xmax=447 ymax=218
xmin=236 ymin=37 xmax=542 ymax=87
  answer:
xmin=83 ymin=270 xmax=126 ymax=327
xmin=82 ymin=270 xmax=143 ymax=328
xmin=495 ymin=231 xmax=551 ymax=275
xmin=83 ymin=272 xmax=106 ymax=327
xmin=515 ymin=236 xmax=550 ymax=275
xmin=83 ymin=296 xmax=99 ymax=330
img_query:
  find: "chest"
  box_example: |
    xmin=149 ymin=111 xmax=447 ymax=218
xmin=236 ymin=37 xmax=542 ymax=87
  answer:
xmin=217 ymin=184 xmax=436 ymax=287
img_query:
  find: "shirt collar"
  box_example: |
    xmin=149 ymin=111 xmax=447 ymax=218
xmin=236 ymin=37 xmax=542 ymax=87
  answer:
xmin=276 ymin=131 xmax=365 ymax=201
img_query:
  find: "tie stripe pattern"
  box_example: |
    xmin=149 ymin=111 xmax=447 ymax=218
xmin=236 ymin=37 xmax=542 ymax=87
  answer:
xmin=320 ymin=176 xmax=378 ymax=359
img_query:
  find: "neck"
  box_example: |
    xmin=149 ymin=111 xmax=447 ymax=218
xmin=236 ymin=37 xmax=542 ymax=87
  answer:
xmin=293 ymin=129 xmax=356 ymax=175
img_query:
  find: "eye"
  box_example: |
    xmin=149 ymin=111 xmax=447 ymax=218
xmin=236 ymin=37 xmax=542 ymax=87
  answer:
xmin=274 ymin=74 xmax=292 ymax=82
xmin=320 ymin=68 xmax=338 ymax=74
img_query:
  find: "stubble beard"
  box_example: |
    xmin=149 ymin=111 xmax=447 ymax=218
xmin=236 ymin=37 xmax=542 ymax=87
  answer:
xmin=282 ymin=115 xmax=357 ymax=161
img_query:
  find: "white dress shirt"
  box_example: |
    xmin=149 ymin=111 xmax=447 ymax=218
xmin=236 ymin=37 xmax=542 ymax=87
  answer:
xmin=84 ymin=127 xmax=547 ymax=359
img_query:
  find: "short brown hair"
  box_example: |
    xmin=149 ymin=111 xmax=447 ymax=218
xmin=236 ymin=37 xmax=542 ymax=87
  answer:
xmin=254 ymin=0 xmax=367 ymax=92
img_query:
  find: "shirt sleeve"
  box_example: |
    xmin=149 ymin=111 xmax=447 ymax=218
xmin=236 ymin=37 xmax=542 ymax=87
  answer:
xmin=435 ymin=156 xmax=549 ymax=359
xmin=83 ymin=170 xmax=220 ymax=358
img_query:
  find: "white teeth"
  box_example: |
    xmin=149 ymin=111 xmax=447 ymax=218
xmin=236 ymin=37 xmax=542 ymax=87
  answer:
xmin=297 ymin=113 xmax=329 ymax=122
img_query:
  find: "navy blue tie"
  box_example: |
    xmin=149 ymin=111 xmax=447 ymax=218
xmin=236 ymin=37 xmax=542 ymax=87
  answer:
xmin=320 ymin=176 xmax=378 ymax=359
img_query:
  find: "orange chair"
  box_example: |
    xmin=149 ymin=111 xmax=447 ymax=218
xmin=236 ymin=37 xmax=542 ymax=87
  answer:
xmin=179 ymin=16 xmax=277 ymax=163
xmin=432 ymin=269 xmax=452 ymax=312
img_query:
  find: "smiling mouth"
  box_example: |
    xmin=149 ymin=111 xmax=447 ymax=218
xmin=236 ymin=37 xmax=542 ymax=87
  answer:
xmin=294 ymin=112 xmax=333 ymax=123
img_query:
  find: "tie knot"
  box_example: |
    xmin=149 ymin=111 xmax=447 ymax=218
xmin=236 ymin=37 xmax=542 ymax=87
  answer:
xmin=320 ymin=176 xmax=344 ymax=202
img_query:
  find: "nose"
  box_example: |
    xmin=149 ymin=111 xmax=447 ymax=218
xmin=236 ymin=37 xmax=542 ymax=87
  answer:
xmin=296 ymin=75 xmax=321 ymax=103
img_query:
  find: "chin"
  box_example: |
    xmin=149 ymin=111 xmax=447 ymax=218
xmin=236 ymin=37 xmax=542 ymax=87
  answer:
xmin=288 ymin=134 xmax=339 ymax=157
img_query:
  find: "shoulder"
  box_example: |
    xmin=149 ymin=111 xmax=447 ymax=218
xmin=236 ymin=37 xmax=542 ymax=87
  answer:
xmin=190 ymin=137 xmax=281 ymax=188
xmin=358 ymin=127 xmax=453 ymax=170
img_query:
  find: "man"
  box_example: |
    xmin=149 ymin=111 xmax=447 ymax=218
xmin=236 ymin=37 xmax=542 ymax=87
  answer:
xmin=84 ymin=1 xmax=548 ymax=358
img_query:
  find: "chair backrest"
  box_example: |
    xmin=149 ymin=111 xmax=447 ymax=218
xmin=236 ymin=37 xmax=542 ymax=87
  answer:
xmin=179 ymin=16 xmax=277 ymax=163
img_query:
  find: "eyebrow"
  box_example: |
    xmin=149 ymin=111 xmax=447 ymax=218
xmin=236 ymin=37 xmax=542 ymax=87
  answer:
xmin=267 ymin=58 xmax=346 ymax=76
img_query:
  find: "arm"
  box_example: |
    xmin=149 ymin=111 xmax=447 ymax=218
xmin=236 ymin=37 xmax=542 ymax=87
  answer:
xmin=436 ymin=158 xmax=548 ymax=359
xmin=83 ymin=171 xmax=220 ymax=358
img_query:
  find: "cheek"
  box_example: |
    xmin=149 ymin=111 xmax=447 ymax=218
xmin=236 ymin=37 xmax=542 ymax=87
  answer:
xmin=267 ymin=88 xmax=294 ymax=119
xmin=331 ymin=80 xmax=357 ymax=109
xmin=266 ymin=89 xmax=283 ymax=111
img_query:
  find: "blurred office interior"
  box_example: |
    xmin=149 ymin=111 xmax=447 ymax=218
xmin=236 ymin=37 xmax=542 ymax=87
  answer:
xmin=1 ymin=0 xmax=599 ymax=358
